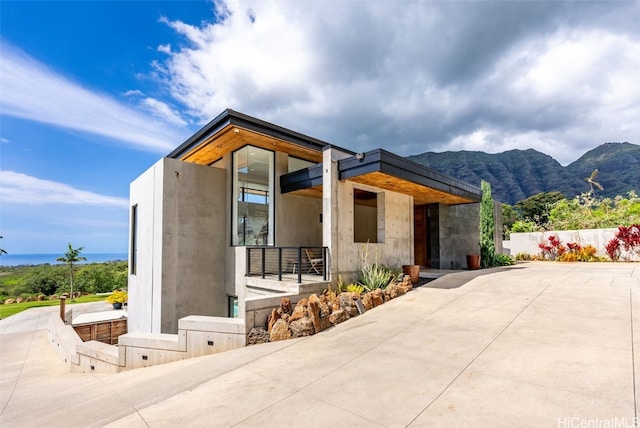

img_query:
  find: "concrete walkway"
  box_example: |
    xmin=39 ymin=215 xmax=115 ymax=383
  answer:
xmin=1 ymin=262 xmax=639 ymax=427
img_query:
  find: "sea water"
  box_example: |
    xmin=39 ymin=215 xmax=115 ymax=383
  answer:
xmin=0 ymin=253 xmax=128 ymax=267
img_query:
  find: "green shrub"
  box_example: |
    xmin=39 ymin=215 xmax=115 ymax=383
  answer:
xmin=509 ymin=220 xmax=539 ymax=234
xmin=494 ymin=254 xmax=515 ymax=266
xmin=480 ymin=181 xmax=496 ymax=268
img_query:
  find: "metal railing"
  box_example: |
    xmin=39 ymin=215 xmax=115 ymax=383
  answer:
xmin=246 ymin=246 xmax=328 ymax=283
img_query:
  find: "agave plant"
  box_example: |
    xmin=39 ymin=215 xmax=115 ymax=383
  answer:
xmin=357 ymin=243 xmax=397 ymax=291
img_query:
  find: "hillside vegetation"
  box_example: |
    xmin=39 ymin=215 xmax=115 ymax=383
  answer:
xmin=408 ymin=142 xmax=639 ymax=205
xmin=0 ymin=261 xmax=127 ymax=302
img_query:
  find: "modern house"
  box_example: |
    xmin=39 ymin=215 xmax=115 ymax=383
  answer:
xmin=128 ymin=109 xmax=486 ymax=335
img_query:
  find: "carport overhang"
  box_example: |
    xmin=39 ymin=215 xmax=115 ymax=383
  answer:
xmin=281 ymin=149 xmax=481 ymax=205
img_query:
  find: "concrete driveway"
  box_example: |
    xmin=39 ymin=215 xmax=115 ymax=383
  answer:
xmin=1 ymin=262 xmax=638 ymax=427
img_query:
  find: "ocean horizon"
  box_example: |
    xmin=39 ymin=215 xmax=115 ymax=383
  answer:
xmin=0 ymin=253 xmax=128 ymax=267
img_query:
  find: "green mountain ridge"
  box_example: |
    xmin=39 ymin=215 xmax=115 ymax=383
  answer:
xmin=407 ymin=142 xmax=640 ymax=205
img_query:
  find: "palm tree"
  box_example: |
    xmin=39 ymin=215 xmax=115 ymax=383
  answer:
xmin=57 ymin=243 xmax=86 ymax=301
xmin=585 ymin=169 xmax=603 ymax=196
xmin=0 ymin=236 xmax=6 ymax=255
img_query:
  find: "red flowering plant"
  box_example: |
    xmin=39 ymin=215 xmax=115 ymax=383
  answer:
xmin=606 ymin=224 xmax=640 ymax=261
xmin=538 ymin=235 xmax=562 ymax=260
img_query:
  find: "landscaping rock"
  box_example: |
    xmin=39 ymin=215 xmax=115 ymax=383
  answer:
xmin=371 ymin=289 xmax=384 ymax=307
xmin=280 ymin=297 xmax=293 ymax=316
xmin=329 ymin=308 xmax=349 ymax=325
xmin=316 ymin=294 xmax=332 ymax=331
xmin=4 ymin=298 xmax=15 ymax=305
xmin=289 ymin=299 xmax=308 ymax=322
xmin=37 ymin=295 xmax=46 ymax=301
xmin=290 ymin=316 xmax=315 ymax=337
xmin=248 ymin=327 xmax=270 ymax=345
xmin=50 ymin=294 xmax=58 ymax=300
xmin=361 ymin=292 xmax=373 ymax=310
xmin=267 ymin=308 xmax=281 ymax=332
xmin=16 ymin=297 xmax=24 ymax=304
xmin=338 ymin=292 xmax=358 ymax=317
xmin=399 ymin=275 xmax=413 ymax=293
xmin=269 ymin=319 xmax=292 ymax=342
xmin=308 ymin=294 xmax=323 ymax=333
xmin=385 ymin=282 xmax=406 ymax=300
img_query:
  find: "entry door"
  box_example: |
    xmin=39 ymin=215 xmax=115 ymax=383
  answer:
xmin=414 ymin=205 xmax=430 ymax=267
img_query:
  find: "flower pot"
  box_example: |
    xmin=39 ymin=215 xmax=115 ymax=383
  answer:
xmin=402 ymin=264 xmax=420 ymax=285
xmin=466 ymin=254 xmax=481 ymax=270
xmin=112 ymin=302 xmax=123 ymax=310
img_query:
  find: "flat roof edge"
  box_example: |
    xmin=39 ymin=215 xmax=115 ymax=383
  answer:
xmin=168 ymin=109 xmax=344 ymax=159
xmin=338 ymin=149 xmax=482 ymax=202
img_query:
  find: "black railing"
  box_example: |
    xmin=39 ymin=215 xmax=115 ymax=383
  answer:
xmin=246 ymin=246 xmax=328 ymax=283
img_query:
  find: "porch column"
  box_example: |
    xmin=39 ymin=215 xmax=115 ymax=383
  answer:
xmin=322 ymin=147 xmax=340 ymax=282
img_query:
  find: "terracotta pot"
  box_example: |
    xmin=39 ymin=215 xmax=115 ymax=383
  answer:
xmin=466 ymin=255 xmax=481 ymax=270
xmin=402 ymin=264 xmax=420 ymax=285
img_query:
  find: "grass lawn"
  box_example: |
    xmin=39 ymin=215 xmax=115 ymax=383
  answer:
xmin=0 ymin=294 xmax=108 ymax=320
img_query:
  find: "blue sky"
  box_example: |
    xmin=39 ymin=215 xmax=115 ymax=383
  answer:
xmin=1 ymin=0 xmax=639 ymax=255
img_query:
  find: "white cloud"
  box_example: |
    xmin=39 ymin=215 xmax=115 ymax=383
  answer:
xmin=0 ymin=41 xmax=186 ymax=153
xmin=0 ymin=170 xmax=128 ymax=208
xmin=123 ymin=89 xmax=144 ymax=97
xmin=154 ymin=1 xmax=640 ymax=164
xmin=157 ymin=44 xmax=172 ymax=54
xmin=141 ymin=97 xmax=188 ymax=126
xmin=0 ymin=137 xmax=9 ymax=144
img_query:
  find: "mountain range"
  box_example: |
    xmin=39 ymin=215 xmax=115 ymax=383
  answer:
xmin=407 ymin=142 xmax=640 ymax=205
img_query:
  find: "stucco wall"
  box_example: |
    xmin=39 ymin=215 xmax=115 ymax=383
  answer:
xmin=128 ymin=159 xmax=164 ymax=334
xmin=159 ymin=158 xmax=227 ymax=333
xmin=276 ymin=194 xmax=323 ymax=247
xmin=128 ymin=158 xmax=228 ymax=334
xmin=505 ymin=228 xmax=620 ymax=258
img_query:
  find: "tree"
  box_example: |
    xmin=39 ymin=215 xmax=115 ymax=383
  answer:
xmin=480 ymin=181 xmax=495 ymax=268
xmin=57 ymin=243 xmax=86 ymax=301
xmin=514 ymin=191 xmax=565 ymax=227
xmin=501 ymin=204 xmax=520 ymax=239
xmin=0 ymin=235 xmax=7 ymax=255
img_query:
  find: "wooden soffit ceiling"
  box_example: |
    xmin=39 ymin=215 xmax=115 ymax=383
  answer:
xmin=179 ymin=124 xmax=324 ymax=165
xmin=346 ymin=171 xmax=477 ymax=205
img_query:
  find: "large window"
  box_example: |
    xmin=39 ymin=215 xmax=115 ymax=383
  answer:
xmin=232 ymin=146 xmax=274 ymax=246
xmin=354 ymin=189 xmax=380 ymax=243
xmin=130 ymin=204 xmax=138 ymax=275
xmin=288 ymin=156 xmax=315 ymax=173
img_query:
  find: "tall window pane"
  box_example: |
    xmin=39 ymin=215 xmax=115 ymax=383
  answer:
xmin=130 ymin=204 xmax=138 ymax=275
xmin=232 ymin=146 xmax=274 ymax=246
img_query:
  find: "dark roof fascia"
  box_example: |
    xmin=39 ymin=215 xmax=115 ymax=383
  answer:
xmin=338 ymin=149 xmax=482 ymax=202
xmin=168 ymin=109 xmax=347 ymax=159
xmin=280 ymin=163 xmax=323 ymax=194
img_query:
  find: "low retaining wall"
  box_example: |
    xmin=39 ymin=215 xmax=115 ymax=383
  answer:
xmin=49 ymin=281 xmax=328 ymax=372
xmin=48 ymin=314 xmax=246 ymax=372
xmin=503 ymin=228 xmax=631 ymax=259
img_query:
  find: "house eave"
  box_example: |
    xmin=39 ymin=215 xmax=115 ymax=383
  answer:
xmin=168 ymin=109 xmax=350 ymax=162
xmin=338 ymin=149 xmax=481 ymax=204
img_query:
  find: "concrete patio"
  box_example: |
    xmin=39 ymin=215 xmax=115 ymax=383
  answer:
xmin=1 ymin=262 xmax=639 ymax=427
